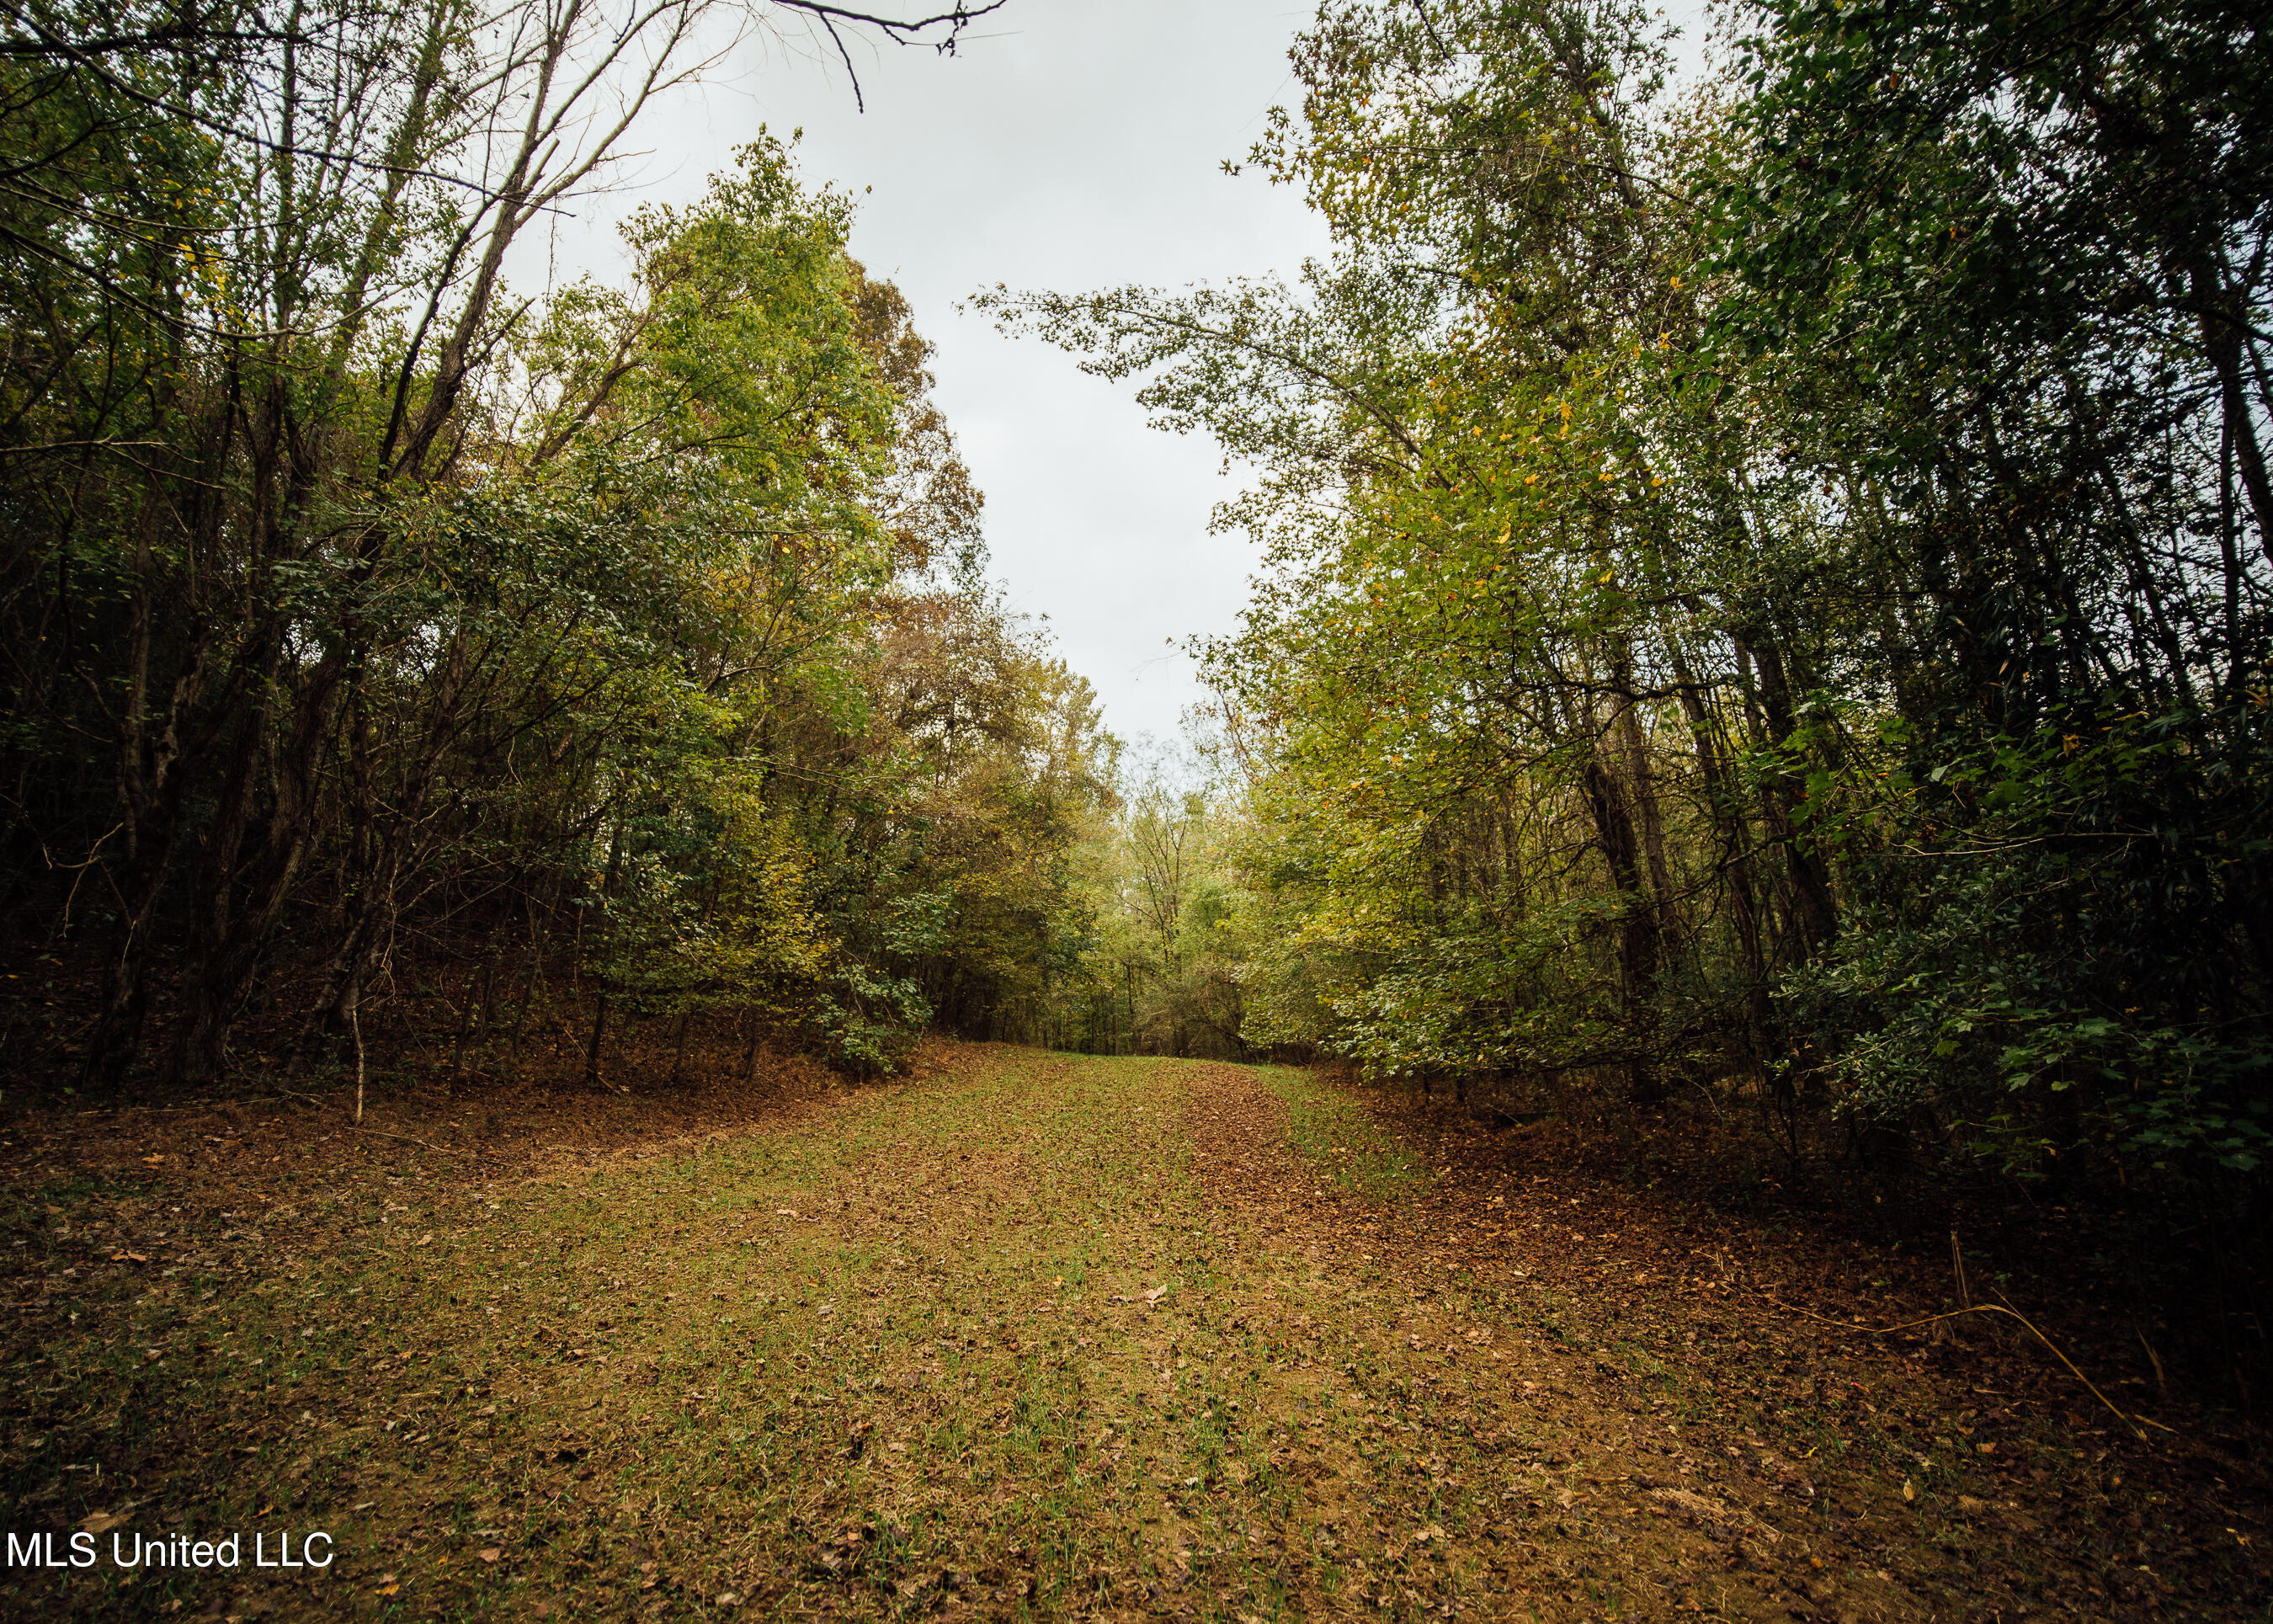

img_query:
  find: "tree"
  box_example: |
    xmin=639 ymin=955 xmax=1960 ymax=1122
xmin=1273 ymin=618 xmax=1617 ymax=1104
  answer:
xmin=997 ymin=0 xmax=2270 ymax=1183
xmin=0 ymin=1 xmax=1109 ymax=1094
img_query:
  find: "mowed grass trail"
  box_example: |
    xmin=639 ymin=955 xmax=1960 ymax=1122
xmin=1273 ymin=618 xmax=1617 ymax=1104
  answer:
xmin=8 ymin=1049 xmax=1930 ymax=1621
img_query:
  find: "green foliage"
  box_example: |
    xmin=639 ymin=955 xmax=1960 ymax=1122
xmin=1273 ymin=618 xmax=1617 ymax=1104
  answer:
xmin=1037 ymin=759 xmax=1252 ymax=1060
xmin=1002 ymin=0 xmax=2270 ymax=1193
xmin=0 ymin=23 xmax=1101 ymax=1086
xmin=1791 ymin=703 xmax=2273 ymax=1174
xmin=1715 ymin=0 xmax=2273 ymax=1174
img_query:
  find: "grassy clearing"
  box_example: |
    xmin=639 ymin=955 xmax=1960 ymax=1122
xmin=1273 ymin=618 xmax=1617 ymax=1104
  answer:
xmin=13 ymin=1046 xmax=2215 ymax=1623
xmin=3 ymin=1050 xmax=1640 ymax=1622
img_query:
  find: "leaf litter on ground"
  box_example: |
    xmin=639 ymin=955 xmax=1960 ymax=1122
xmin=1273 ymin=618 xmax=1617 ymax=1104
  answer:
xmin=0 ymin=1040 xmax=2264 ymax=1620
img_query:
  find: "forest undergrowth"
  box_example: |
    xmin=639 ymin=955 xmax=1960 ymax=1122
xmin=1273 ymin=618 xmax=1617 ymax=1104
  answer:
xmin=2 ymin=1042 xmax=2265 ymax=1621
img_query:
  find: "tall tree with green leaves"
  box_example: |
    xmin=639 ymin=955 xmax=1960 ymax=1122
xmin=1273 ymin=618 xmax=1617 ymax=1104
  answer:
xmin=0 ymin=0 xmax=1103 ymax=1093
xmin=1000 ymin=0 xmax=2269 ymax=1186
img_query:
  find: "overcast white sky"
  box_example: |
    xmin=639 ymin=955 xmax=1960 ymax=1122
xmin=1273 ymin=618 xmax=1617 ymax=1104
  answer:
xmin=546 ymin=1 xmax=1703 ymax=748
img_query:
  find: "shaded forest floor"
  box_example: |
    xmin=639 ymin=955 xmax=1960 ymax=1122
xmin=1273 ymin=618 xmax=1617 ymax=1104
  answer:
xmin=0 ymin=1043 xmax=2267 ymax=1621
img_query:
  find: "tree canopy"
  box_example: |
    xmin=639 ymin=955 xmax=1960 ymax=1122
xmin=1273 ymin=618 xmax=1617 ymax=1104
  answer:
xmin=0 ymin=0 xmax=1105 ymax=1091
xmin=4 ymin=0 xmax=2266 ymax=1206
xmin=988 ymin=0 xmax=2271 ymax=1190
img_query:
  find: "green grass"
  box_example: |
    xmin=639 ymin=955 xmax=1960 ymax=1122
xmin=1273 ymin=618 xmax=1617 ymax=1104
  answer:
xmin=0 ymin=1052 xmax=1612 ymax=1621
xmin=1257 ymin=1065 xmax=1430 ymax=1201
xmin=7 ymin=1049 xmax=2253 ymax=1622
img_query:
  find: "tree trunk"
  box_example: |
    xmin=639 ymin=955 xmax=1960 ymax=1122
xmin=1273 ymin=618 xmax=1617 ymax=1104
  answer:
xmin=1738 ymin=631 xmax=1837 ymax=955
xmin=172 ymin=602 xmax=352 ymax=1080
xmin=1670 ymin=642 xmax=1778 ymax=1075
xmin=1580 ymin=745 xmax=1661 ymax=1102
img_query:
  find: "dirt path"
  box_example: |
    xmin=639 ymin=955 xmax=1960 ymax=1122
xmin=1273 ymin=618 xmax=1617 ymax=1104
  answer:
xmin=0 ymin=1048 xmax=2261 ymax=1621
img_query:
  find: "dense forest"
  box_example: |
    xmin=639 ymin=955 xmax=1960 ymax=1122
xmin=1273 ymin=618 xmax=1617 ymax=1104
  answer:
xmin=1 ymin=0 xmax=2266 ymax=1360
xmin=0 ymin=0 xmax=1125 ymax=1089
xmin=1015 ymin=0 xmax=2273 ymax=1201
